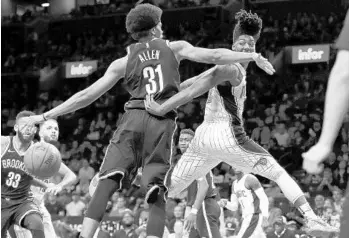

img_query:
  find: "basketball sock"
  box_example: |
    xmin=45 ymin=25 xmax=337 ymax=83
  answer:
xmin=146 ymin=191 xmax=166 ymax=238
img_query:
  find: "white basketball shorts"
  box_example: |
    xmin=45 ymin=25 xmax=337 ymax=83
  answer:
xmin=168 ymin=121 xmax=284 ymax=197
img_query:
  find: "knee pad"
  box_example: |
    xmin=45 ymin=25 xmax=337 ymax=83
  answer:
xmin=22 ymin=213 xmax=44 ymax=231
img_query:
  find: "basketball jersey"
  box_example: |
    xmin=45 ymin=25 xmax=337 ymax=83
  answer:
xmin=204 ymin=63 xmax=248 ymax=142
xmin=123 ymin=38 xmax=180 ymax=118
xmin=1 ymin=136 xmax=33 ymax=200
xmin=187 ymin=172 xmax=217 ymax=207
xmin=233 ymin=174 xmax=261 ymax=217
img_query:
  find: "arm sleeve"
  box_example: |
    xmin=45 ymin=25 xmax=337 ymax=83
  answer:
xmin=336 ymin=10 xmax=349 ymax=50
xmin=254 ymin=187 xmax=269 ymax=217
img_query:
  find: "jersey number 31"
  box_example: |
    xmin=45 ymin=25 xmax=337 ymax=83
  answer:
xmin=143 ymin=64 xmax=164 ymax=94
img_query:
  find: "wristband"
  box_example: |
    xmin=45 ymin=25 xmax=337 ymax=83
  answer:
xmin=190 ymin=208 xmax=198 ymax=215
xmin=42 ymin=113 xmax=48 ymax=121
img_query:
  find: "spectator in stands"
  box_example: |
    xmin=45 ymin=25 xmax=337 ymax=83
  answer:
xmin=313 ymin=195 xmax=325 ymax=217
xmin=333 ymin=160 xmax=348 ymax=189
xmin=332 ymin=188 xmax=344 ymax=214
xmin=113 ymin=210 xmax=138 ymax=238
xmin=65 ymin=192 xmax=86 ymax=216
xmin=273 ymin=122 xmax=290 ymax=147
xmin=78 ymin=159 xmax=95 ymax=193
xmin=168 ymin=205 xmax=184 ymax=233
xmin=109 ymin=195 xmax=128 ymax=218
xmin=267 ymin=216 xmax=295 ymax=238
xmin=45 ymin=194 xmax=65 ymax=216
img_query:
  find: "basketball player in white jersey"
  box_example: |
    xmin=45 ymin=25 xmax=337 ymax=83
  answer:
xmin=145 ymin=10 xmax=338 ymax=236
xmin=12 ymin=119 xmax=77 ymax=238
xmin=221 ymin=171 xmax=268 ymax=238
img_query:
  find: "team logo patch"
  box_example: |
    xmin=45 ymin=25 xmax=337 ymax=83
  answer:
xmin=253 ymin=157 xmax=268 ymax=168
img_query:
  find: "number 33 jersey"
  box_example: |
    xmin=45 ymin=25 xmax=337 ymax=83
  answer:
xmin=1 ymin=136 xmax=33 ymax=200
xmin=123 ymin=38 xmax=180 ymax=117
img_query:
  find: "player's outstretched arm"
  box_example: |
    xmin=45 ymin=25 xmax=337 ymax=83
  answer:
xmin=245 ymin=175 xmax=269 ymax=219
xmin=30 ymin=57 xmax=128 ymax=122
xmin=170 ymin=41 xmax=275 ymax=75
xmin=171 ymin=40 xmax=255 ymax=65
xmin=318 ymin=50 xmax=349 ymax=148
xmin=145 ymin=64 xmax=240 ymax=116
xmin=302 ymin=12 xmax=349 ymax=174
xmin=184 ymin=176 xmax=209 ymax=231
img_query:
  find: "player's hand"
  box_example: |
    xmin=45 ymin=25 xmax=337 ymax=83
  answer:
xmin=184 ymin=213 xmax=197 ymax=232
xmin=253 ymin=53 xmax=275 ymax=75
xmin=144 ymin=95 xmax=165 ymax=116
xmin=302 ymin=143 xmax=332 ymax=174
xmin=46 ymin=184 xmax=63 ymax=195
xmin=22 ymin=115 xmax=45 ymax=129
xmin=218 ymin=199 xmax=228 ymax=208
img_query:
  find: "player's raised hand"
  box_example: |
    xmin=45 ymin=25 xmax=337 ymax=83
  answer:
xmin=253 ymin=53 xmax=275 ymax=75
xmin=302 ymin=143 xmax=332 ymax=174
xmin=144 ymin=95 xmax=165 ymax=116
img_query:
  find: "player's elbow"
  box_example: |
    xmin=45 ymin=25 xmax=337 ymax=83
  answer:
xmin=210 ymin=50 xmax=224 ymax=64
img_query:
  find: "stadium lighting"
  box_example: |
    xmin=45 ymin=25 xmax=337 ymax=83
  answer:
xmin=41 ymin=3 xmax=50 ymax=7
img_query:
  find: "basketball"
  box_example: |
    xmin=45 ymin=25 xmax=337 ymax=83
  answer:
xmin=24 ymin=142 xmax=62 ymax=179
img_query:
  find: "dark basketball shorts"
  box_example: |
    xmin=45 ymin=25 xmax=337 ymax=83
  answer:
xmin=99 ymin=109 xmax=176 ymax=195
xmin=189 ymin=197 xmax=221 ymax=238
xmin=1 ymin=197 xmax=42 ymax=237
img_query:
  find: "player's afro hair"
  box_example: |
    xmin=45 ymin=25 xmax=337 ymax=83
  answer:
xmin=233 ymin=10 xmax=263 ymax=42
xmin=126 ymin=4 xmax=162 ymax=35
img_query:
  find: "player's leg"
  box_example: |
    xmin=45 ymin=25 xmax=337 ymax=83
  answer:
xmin=2 ymin=199 xmax=17 ymax=238
xmin=141 ymin=115 xmax=177 ymax=238
xmin=196 ymin=198 xmax=222 ymax=238
xmin=167 ymin=126 xmax=221 ymax=198
xmin=41 ymin=205 xmax=57 ymax=238
xmin=236 ymin=214 xmax=261 ymax=238
xmin=80 ymin=110 xmax=142 ymax=238
xmin=223 ymin=138 xmax=338 ymax=234
xmin=14 ymin=201 xmax=44 ymax=238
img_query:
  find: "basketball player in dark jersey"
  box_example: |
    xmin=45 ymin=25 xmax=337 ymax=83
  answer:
xmin=302 ymin=10 xmax=349 ymax=238
xmin=177 ymin=129 xmax=221 ymax=238
xmin=25 ymin=4 xmax=274 ymax=238
xmin=145 ymin=10 xmax=338 ymax=236
xmin=1 ymin=111 xmax=52 ymax=238
xmin=179 ymin=129 xmax=221 ymax=238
